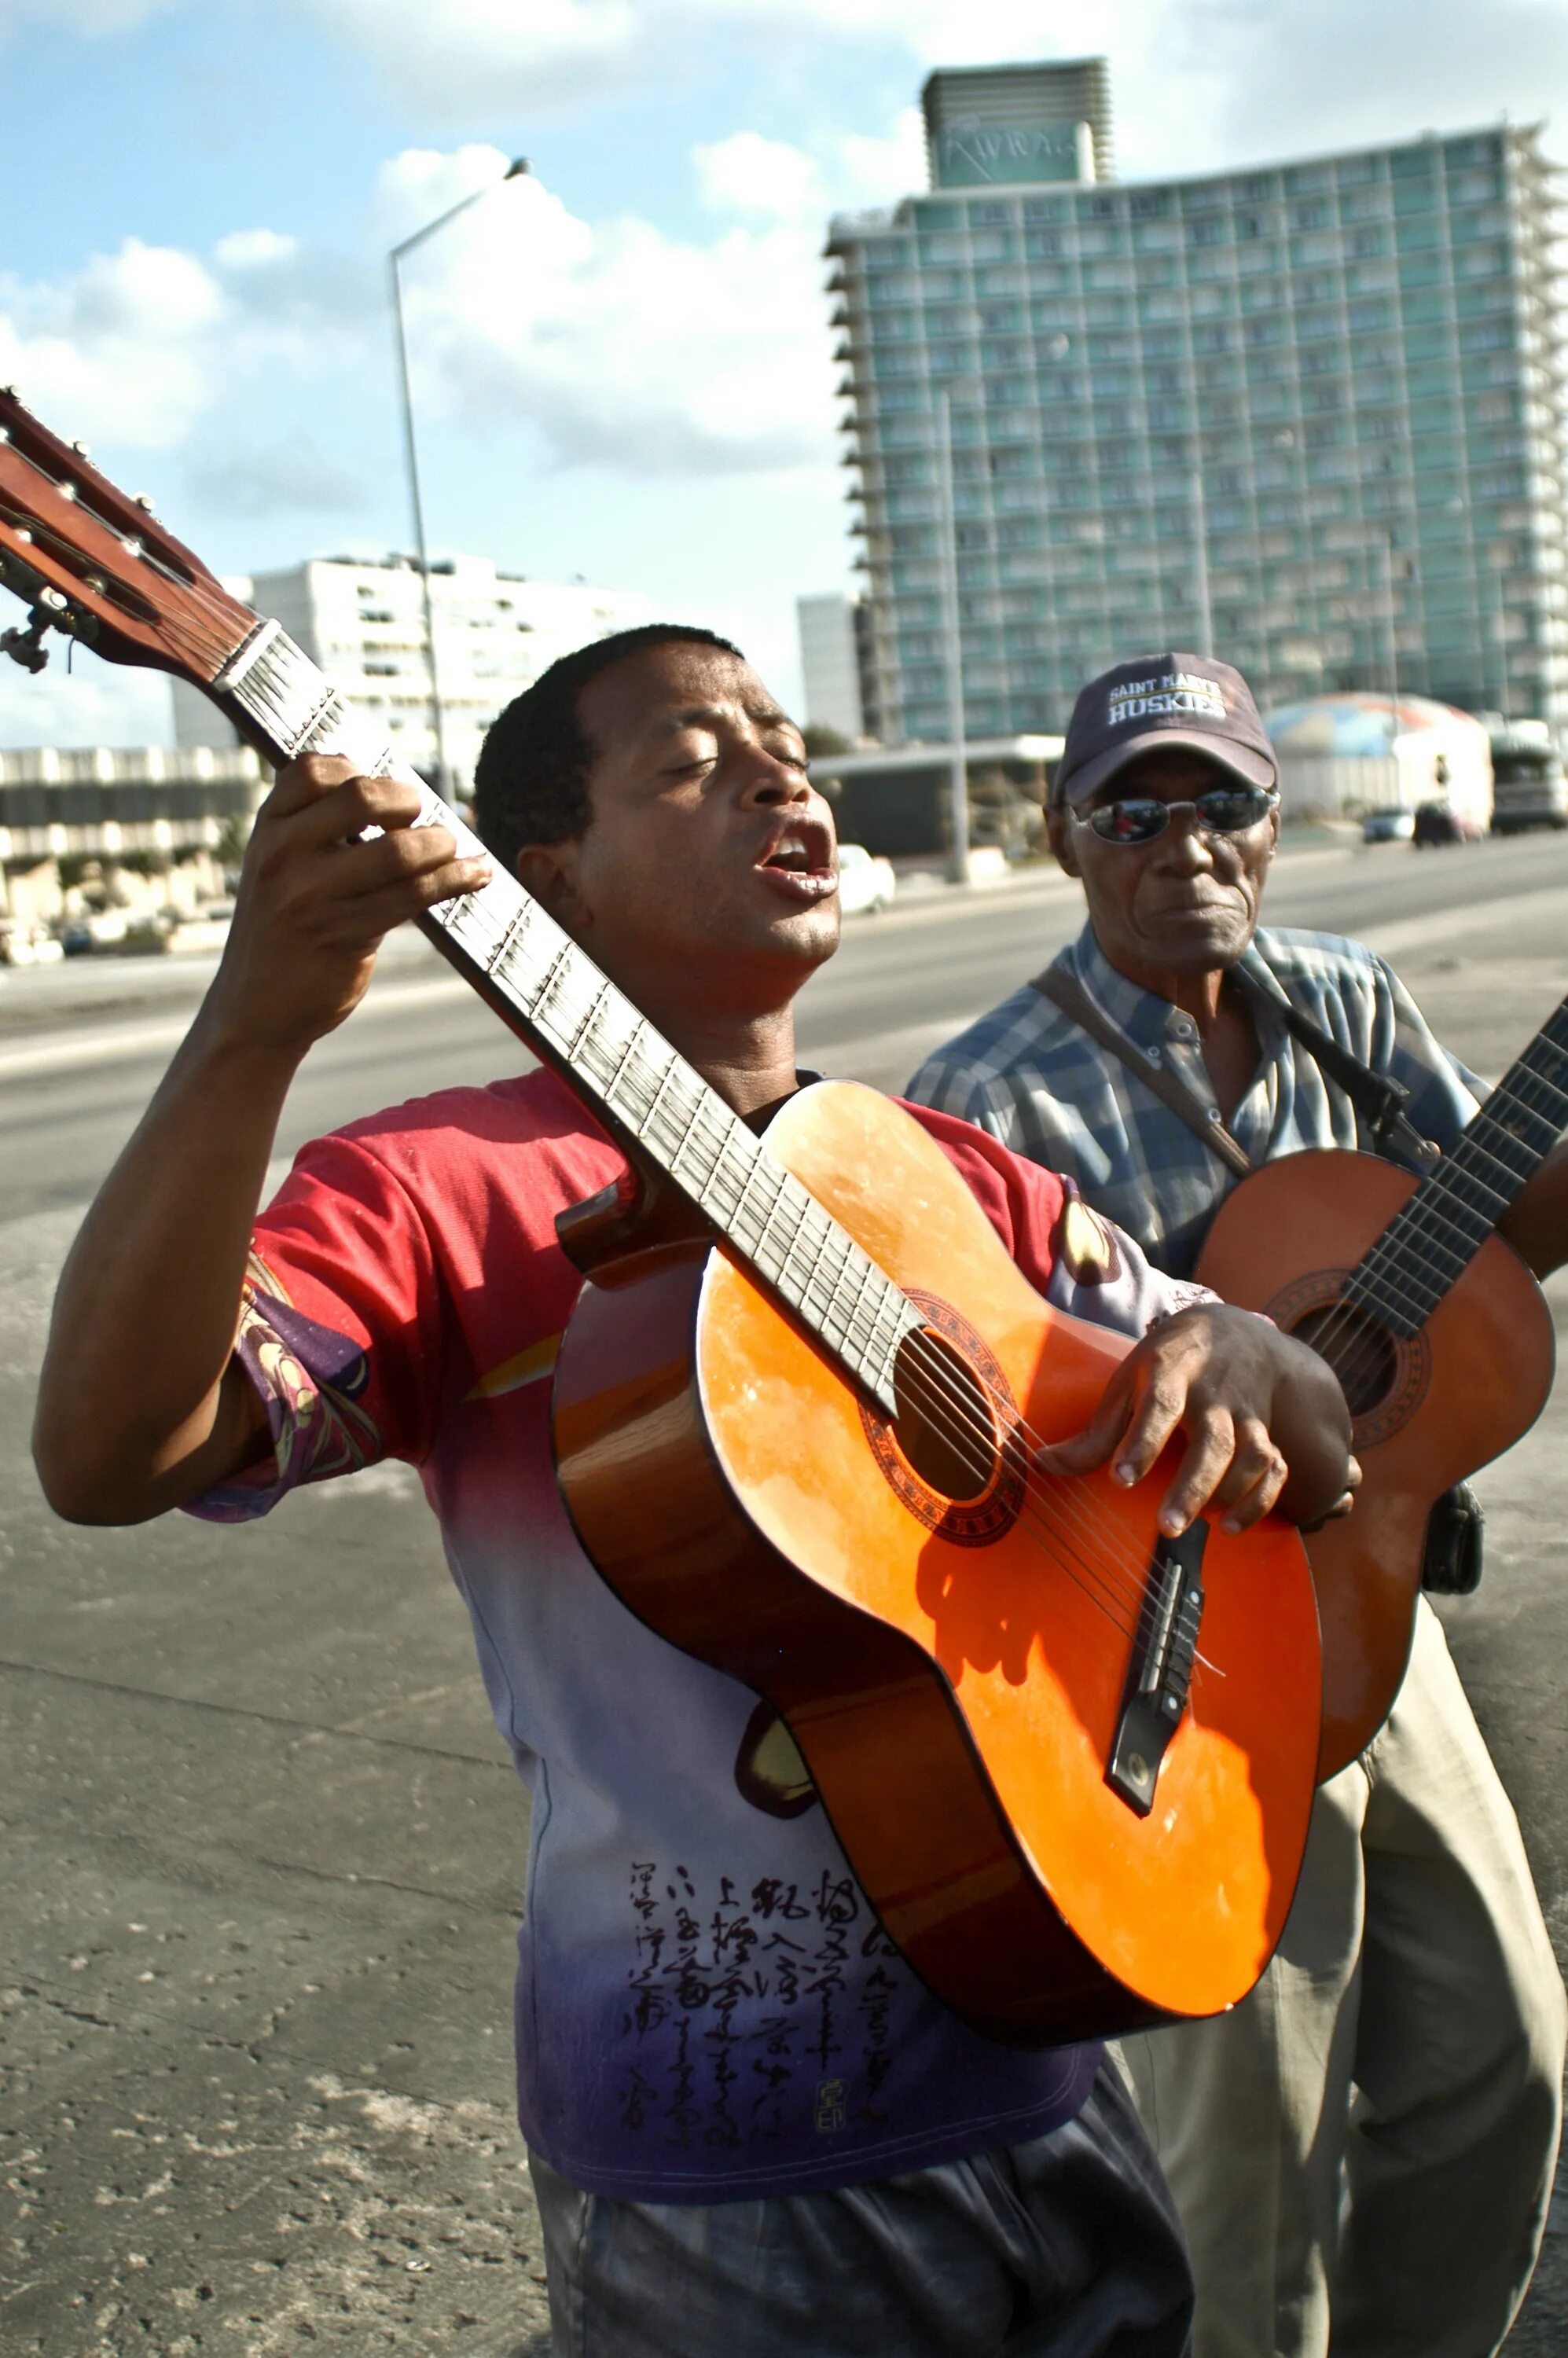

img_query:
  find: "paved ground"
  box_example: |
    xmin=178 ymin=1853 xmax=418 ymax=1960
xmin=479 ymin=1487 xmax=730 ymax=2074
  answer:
xmin=4 ymin=830 xmax=1568 ymax=2352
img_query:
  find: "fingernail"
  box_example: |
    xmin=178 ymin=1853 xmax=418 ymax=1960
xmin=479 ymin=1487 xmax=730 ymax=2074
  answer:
xmin=1159 ymin=1509 xmax=1186 ymax=1536
xmin=1222 ymin=1515 xmax=1241 ymax=1534
xmin=1114 ymin=1460 xmax=1137 ymax=1486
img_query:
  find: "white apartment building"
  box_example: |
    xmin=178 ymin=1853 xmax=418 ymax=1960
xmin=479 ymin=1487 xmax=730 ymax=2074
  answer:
xmin=172 ymin=554 xmax=655 ymax=789
xmin=796 ymin=593 xmax=872 ymax=739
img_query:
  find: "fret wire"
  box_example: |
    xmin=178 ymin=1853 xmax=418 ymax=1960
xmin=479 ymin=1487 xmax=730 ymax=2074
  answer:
xmin=771 ymin=1185 xmax=821 ymax=1304
xmin=818 ymin=1227 xmax=865 ymax=1350
xmin=668 ymin=1088 xmax=730 ymax=1199
xmin=630 ymin=1050 xmax=681 ymax=1145
xmin=486 ymin=900 xmax=533 ymax=978
xmin=741 ymin=1157 xmax=795 ymax=1274
xmin=840 ymin=1253 xmax=883 ymax=1366
xmin=1472 ymin=1093 xmax=1564 ymax=1153
xmin=564 ymin=976 xmax=612 ymax=1065
xmin=1443 ymin=1137 xmax=1535 ymax=1202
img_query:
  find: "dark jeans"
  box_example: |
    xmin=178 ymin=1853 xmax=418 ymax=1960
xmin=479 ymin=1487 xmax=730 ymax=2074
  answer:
xmin=529 ymin=2062 xmax=1193 ymax=2356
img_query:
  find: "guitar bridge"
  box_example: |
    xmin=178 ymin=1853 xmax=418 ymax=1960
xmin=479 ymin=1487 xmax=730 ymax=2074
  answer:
xmin=1107 ymin=1524 xmax=1206 ymax=1817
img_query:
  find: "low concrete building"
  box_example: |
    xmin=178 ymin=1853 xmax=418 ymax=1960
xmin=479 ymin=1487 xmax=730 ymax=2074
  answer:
xmin=810 ymin=733 xmax=1062 ymax=857
xmin=0 ymin=744 xmax=267 ymax=928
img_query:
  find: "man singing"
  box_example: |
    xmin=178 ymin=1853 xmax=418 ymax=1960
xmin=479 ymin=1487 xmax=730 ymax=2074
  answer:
xmin=908 ymin=651 xmax=1568 ymax=2358
xmin=35 ymin=626 xmax=1352 ymax=2357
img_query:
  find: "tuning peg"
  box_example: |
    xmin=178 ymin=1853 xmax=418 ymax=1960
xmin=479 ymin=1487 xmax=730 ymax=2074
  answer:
xmin=134 ymin=493 xmax=156 ymax=514
xmin=70 ymin=439 xmax=90 ymax=456
xmin=57 ymin=483 xmax=78 ymax=503
xmin=0 ymin=609 xmax=52 ymax=673
xmin=122 ymin=536 xmax=144 ymax=558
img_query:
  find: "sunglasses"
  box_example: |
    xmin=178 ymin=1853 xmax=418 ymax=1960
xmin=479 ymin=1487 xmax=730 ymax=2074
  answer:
xmin=1070 ymin=783 xmax=1279 ymax=846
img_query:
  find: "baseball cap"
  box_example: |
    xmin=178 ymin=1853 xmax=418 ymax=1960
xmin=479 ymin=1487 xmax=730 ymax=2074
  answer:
xmin=1054 ymin=653 xmax=1277 ymax=806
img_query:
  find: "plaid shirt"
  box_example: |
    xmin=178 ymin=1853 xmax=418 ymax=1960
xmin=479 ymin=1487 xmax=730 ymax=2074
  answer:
xmin=905 ymin=922 xmax=1484 ymax=1280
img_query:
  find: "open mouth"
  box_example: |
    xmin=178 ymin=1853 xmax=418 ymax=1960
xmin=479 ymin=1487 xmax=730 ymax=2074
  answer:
xmin=757 ymin=820 xmax=837 ymax=902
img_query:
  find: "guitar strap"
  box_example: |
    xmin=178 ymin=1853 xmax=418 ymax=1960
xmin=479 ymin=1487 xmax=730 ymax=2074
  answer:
xmin=1030 ymin=960 xmax=1441 ymax=1180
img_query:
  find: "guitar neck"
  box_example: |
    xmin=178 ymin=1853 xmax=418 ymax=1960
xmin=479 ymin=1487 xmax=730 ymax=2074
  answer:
xmin=1342 ymin=994 xmax=1568 ymax=1336
xmin=210 ymin=616 xmax=910 ymax=1414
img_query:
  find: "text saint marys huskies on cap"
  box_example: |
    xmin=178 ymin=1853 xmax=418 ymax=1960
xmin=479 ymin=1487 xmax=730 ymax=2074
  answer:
xmin=1055 ymin=650 xmax=1278 ymax=806
xmin=1106 ymin=670 xmax=1228 ymax=728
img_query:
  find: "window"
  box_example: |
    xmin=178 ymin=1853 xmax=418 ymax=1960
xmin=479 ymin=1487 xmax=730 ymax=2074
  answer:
xmin=1189 ymin=216 xmax=1227 ymax=246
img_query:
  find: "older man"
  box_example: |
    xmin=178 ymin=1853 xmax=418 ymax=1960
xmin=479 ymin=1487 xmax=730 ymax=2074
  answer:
xmin=908 ymin=652 xmax=1568 ymax=2358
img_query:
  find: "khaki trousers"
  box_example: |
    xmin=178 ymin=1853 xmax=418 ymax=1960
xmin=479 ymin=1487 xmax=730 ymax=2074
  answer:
xmin=1112 ymin=1600 xmax=1566 ymax=2358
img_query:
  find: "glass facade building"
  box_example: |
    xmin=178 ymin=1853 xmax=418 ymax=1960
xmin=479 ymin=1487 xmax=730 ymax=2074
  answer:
xmin=827 ymin=87 xmax=1567 ymax=741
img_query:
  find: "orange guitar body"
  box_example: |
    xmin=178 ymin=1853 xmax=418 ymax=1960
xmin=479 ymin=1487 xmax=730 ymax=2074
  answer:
xmin=1197 ymin=1148 xmax=1555 ymax=1780
xmin=553 ymin=1081 xmax=1321 ymax=2046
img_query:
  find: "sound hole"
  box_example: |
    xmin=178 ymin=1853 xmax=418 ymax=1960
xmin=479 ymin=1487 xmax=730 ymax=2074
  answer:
xmin=1291 ymin=1301 xmax=1398 ymax=1419
xmin=892 ymin=1328 xmax=997 ymax=1502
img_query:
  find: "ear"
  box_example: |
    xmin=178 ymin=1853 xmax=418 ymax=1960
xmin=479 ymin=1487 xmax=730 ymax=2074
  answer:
xmin=516 ymin=839 xmax=589 ymax=931
xmin=1046 ymin=805 xmax=1081 ymax=878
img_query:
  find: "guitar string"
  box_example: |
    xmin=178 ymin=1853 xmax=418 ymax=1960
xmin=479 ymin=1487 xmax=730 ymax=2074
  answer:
xmin=442 ymin=876 xmax=1209 ymax=1634
xmin=436 ymin=880 xmax=1193 ymax=1643
xmin=1297 ymin=1045 xmax=1568 ymax=1400
xmin=97 ymin=535 xmax=1526 ymax=1390
xmin=1304 ymin=1067 xmax=1563 ymax=1374
xmin=425 ymin=877 xmax=1221 ymax=1656
xmin=56 ymin=553 xmax=1262 ymax=1659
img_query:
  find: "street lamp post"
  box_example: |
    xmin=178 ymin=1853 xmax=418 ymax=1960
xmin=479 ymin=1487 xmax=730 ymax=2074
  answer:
xmin=388 ymin=156 xmax=531 ymax=798
xmin=1188 ymin=466 xmax=1214 ymax=659
xmin=934 ymin=387 xmax=971 ymax=884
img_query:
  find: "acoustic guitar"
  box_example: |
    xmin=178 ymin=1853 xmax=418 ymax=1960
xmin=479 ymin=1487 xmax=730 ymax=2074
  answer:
xmin=0 ymin=387 xmax=1322 ymax=2044
xmin=1197 ymin=1018 xmax=1563 ymax=1780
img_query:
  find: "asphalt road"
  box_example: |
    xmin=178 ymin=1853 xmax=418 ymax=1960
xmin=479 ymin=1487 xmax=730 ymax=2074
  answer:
xmin=5 ymin=830 xmax=1568 ymax=2353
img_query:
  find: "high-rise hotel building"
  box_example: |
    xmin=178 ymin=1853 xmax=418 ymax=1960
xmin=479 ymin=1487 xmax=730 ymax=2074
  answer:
xmin=827 ymin=62 xmax=1567 ymax=741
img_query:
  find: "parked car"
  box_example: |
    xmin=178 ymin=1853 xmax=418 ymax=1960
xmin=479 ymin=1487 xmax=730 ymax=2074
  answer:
xmin=1362 ymin=806 xmax=1416 ymax=844
xmin=1412 ymin=800 xmax=1485 ymax=847
xmin=0 ymin=920 xmax=64 ymax=966
xmin=836 ymin=843 xmax=896 ymax=915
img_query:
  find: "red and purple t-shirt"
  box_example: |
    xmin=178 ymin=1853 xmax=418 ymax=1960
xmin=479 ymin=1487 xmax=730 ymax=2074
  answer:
xmin=190 ymin=1067 xmax=1200 ymax=2203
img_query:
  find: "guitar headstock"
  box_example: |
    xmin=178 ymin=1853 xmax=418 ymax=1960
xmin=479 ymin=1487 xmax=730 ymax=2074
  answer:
xmin=0 ymin=385 xmax=256 ymax=686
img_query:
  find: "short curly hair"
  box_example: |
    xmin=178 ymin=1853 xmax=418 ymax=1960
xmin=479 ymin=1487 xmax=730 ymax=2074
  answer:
xmin=472 ymin=623 xmax=743 ymax=879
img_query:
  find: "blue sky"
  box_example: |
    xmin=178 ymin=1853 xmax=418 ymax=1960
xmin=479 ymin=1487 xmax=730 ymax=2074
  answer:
xmin=2 ymin=0 xmax=1566 ymax=747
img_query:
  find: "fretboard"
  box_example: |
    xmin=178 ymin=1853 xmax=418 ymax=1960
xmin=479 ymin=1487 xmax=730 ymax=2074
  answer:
xmin=1342 ymin=995 xmax=1568 ymax=1337
xmin=210 ymin=615 xmax=914 ymax=1412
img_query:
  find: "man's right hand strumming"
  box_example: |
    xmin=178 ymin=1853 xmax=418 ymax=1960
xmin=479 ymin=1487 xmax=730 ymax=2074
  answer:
xmin=32 ymin=755 xmax=489 ymax=1527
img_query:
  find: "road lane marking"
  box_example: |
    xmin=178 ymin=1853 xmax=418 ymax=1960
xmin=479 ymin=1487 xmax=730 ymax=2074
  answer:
xmin=0 ymin=975 xmax=466 ymax=1082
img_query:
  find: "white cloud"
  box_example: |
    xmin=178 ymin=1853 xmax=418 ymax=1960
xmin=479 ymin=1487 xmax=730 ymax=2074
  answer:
xmin=0 ymin=239 xmax=223 ymax=451
xmin=835 ymin=108 xmax=929 ymax=208
xmin=694 ymin=131 xmax=821 ymax=221
xmin=380 ymin=147 xmax=838 ymax=476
